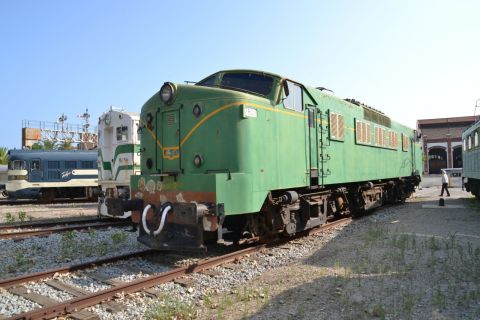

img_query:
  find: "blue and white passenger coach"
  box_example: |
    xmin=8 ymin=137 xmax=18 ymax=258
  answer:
xmin=5 ymin=149 xmax=98 ymax=201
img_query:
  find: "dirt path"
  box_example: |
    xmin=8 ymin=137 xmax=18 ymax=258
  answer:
xmin=0 ymin=202 xmax=97 ymax=223
xmin=198 ymin=186 xmax=480 ymax=319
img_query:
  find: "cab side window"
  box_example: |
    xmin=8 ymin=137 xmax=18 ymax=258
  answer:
xmin=284 ymin=81 xmax=303 ymax=112
xmin=116 ymin=126 xmax=128 ymax=142
xmin=31 ymin=160 xmax=40 ymax=171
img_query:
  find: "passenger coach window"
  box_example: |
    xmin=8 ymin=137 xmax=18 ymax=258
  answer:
xmin=284 ymin=81 xmax=303 ymax=112
xmin=116 ymin=126 xmax=128 ymax=141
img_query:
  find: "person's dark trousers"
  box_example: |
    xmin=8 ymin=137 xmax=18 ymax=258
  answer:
xmin=440 ymin=183 xmax=450 ymax=196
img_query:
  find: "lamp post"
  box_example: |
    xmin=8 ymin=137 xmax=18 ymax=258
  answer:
xmin=446 ymin=133 xmax=451 ymax=169
xmin=423 ymin=134 xmax=429 ymax=174
xmin=475 ymin=98 xmax=480 ymax=117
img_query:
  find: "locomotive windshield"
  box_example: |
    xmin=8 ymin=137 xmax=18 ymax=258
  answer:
xmin=9 ymin=160 xmax=25 ymax=170
xmin=197 ymin=72 xmax=274 ymax=97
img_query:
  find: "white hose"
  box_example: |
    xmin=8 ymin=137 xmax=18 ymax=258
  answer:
xmin=153 ymin=204 xmax=172 ymax=236
xmin=141 ymin=204 xmax=152 ymax=235
xmin=141 ymin=203 xmax=172 ymax=236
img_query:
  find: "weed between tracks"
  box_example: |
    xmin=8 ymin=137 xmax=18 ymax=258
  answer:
xmin=145 ymin=287 xmax=270 ymax=320
xmin=3 ymin=211 xmax=33 ymax=224
xmin=146 ymin=294 xmax=196 ymax=320
xmin=59 ymin=229 xmax=130 ymax=260
xmin=188 ymin=224 xmax=480 ymax=319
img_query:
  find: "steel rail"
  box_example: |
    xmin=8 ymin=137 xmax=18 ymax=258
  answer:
xmin=0 ymin=249 xmax=156 ymax=289
xmin=0 ymin=217 xmax=121 ymax=231
xmin=0 ymin=221 xmax=131 ymax=240
xmin=0 ymin=199 xmax=96 ymax=206
xmin=7 ymin=217 xmax=352 ymax=320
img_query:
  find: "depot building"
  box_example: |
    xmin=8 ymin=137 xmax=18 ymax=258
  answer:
xmin=417 ymin=116 xmax=479 ymax=174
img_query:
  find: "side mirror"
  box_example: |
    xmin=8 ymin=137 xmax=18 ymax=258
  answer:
xmin=282 ymin=80 xmax=289 ymax=97
xmin=414 ymin=130 xmax=422 ymax=141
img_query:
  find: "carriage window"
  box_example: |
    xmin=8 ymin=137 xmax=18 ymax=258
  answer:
xmin=468 ymin=136 xmax=472 ymax=150
xmin=31 ymin=160 xmax=40 ymax=171
xmin=10 ymin=160 xmax=26 ymax=170
xmin=116 ymin=126 xmax=128 ymax=141
xmin=284 ymin=81 xmax=303 ymax=112
xmin=475 ymin=132 xmax=479 ymax=147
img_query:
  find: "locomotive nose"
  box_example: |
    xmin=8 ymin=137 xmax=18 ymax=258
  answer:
xmin=137 ymin=202 xmax=209 ymax=251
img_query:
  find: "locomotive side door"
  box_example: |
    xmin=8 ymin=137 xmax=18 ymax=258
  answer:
xmin=29 ymin=159 xmax=42 ymax=182
xmin=306 ymin=105 xmax=319 ymax=187
xmin=158 ymin=110 xmax=181 ymax=173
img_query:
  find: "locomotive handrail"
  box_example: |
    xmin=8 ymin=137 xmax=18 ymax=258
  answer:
xmin=205 ymin=169 xmax=231 ymax=180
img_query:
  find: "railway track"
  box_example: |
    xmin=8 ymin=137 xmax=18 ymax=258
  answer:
xmin=2 ymin=217 xmax=352 ymax=320
xmin=0 ymin=217 xmax=122 ymax=231
xmin=0 ymin=220 xmax=132 ymax=240
xmin=0 ymin=198 xmax=96 ymax=206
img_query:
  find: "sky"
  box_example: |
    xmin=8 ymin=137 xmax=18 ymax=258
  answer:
xmin=0 ymin=0 xmax=479 ymax=149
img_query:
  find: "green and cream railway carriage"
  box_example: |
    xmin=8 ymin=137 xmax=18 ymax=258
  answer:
xmin=462 ymin=119 xmax=480 ymax=199
xmin=98 ymin=107 xmax=140 ymax=218
xmin=107 ymin=70 xmax=422 ymax=250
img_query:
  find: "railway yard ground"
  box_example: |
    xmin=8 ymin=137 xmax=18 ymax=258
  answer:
xmin=0 ymin=184 xmax=479 ymax=319
xmin=0 ymin=201 xmax=97 ymax=224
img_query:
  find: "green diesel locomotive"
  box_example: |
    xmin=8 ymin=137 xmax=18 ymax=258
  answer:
xmin=107 ymin=70 xmax=422 ymax=250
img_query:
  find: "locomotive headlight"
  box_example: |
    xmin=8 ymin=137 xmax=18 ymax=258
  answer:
xmin=159 ymin=82 xmax=176 ymax=104
xmin=193 ymin=154 xmax=204 ymax=167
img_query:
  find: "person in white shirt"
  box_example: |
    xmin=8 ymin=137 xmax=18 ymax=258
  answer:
xmin=440 ymin=170 xmax=450 ymax=197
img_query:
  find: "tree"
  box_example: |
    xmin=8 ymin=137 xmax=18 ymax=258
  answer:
xmin=42 ymin=140 xmax=57 ymax=150
xmin=0 ymin=147 xmax=8 ymax=165
xmin=31 ymin=142 xmax=43 ymax=150
xmin=59 ymin=139 xmax=74 ymax=150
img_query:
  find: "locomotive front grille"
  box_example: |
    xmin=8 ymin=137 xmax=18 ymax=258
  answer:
xmin=166 ymin=112 xmax=176 ymax=126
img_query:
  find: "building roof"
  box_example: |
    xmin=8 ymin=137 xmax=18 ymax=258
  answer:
xmin=417 ymin=115 xmax=480 ymax=140
xmin=417 ymin=115 xmax=479 ymax=125
xmin=420 ymin=126 xmax=466 ymax=140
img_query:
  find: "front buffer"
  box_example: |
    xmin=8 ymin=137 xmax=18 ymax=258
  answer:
xmin=137 ymin=202 xmax=209 ymax=250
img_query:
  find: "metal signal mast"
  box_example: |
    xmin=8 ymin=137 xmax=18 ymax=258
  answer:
xmin=22 ymin=108 xmax=98 ymax=149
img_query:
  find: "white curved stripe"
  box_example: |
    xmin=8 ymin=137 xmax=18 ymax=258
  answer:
xmin=142 ymin=204 xmax=152 ymax=235
xmin=6 ymin=179 xmax=98 ymax=192
xmin=153 ymin=204 xmax=172 ymax=236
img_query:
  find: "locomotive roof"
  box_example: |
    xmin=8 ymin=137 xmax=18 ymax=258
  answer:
xmin=7 ymin=149 xmax=97 ymax=161
xmin=209 ymin=69 xmax=284 ymax=79
xmin=102 ymin=110 xmax=139 ymax=118
xmin=99 ymin=108 xmax=139 ymax=119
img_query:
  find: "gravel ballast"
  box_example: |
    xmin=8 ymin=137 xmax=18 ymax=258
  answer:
xmin=1 ymin=186 xmax=479 ymax=319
